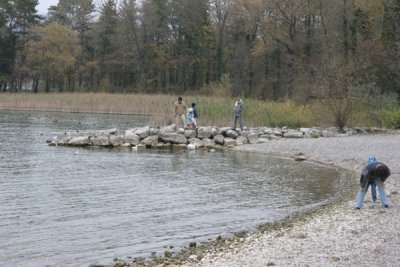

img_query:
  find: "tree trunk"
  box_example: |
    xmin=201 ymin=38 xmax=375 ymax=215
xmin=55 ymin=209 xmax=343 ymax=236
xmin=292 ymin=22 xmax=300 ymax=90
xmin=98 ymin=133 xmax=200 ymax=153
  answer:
xmin=45 ymin=77 xmax=50 ymax=93
xmin=33 ymin=77 xmax=39 ymax=93
xmin=342 ymin=0 xmax=349 ymax=64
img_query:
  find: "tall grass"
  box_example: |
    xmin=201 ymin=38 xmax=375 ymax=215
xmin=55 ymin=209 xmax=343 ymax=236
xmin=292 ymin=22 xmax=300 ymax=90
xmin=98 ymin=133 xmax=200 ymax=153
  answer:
xmin=0 ymin=92 xmax=398 ymax=128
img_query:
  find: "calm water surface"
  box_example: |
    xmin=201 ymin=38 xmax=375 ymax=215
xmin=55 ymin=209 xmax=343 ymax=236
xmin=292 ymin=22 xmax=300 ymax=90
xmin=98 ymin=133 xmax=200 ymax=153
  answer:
xmin=0 ymin=110 xmax=344 ymax=267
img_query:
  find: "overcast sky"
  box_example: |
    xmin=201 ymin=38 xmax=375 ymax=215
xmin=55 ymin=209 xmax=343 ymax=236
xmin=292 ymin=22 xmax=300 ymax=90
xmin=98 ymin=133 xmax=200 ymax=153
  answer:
xmin=37 ymin=0 xmax=59 ymax=15
xmin=37 ymin=0 xmax=120 ymax=15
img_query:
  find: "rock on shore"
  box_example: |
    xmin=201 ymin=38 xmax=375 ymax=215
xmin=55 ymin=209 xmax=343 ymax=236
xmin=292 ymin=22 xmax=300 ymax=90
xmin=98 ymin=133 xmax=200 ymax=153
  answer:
xmin=49 ymin=125 xmax=385 ymax=149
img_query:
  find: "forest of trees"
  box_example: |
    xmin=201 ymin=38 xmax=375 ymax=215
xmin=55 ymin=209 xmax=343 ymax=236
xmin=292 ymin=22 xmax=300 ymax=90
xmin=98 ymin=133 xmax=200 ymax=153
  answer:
xmin=1 ymin=0 xmax=399 ymax=101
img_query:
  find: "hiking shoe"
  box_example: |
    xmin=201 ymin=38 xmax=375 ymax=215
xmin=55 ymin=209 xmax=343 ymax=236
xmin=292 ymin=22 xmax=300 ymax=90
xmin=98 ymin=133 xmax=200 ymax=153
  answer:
xmin=355 ymin=207 xmax=360 ymax=210
xmin=384 ymin=204 xmax=389 ymax=208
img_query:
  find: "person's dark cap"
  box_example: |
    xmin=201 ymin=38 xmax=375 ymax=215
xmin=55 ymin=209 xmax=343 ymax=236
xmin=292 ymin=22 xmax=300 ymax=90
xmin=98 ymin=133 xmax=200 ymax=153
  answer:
xmin=178 ymin=96 xmax=182 ymax=101
xmin=191 ymin=103 xmax=195 ymax=106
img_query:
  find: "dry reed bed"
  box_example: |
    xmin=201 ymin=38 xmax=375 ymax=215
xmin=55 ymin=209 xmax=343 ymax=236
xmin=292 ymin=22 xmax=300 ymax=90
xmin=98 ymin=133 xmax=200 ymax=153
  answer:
xmin=0 ymin=93 xmax=326 ymax=127
xmin=5 ymin=92 xmax=394 ymax=128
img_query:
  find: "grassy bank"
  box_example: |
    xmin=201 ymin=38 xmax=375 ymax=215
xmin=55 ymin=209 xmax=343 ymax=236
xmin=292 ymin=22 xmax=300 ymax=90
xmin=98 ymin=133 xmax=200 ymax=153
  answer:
xmin=0 ymin=92 xmax=399 ymax=128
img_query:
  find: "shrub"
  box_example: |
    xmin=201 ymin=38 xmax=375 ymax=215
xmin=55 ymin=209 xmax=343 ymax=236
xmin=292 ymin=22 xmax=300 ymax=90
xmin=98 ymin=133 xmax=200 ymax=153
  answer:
xmin=379 ymin=109 xmax=400 ymax=129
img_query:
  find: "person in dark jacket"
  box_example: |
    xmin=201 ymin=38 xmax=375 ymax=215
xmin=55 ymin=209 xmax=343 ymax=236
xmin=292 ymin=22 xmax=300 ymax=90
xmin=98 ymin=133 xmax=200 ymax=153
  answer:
xmin=367 ymin=156 xmax=378 ymax=202
xmin=191 ymin=103 xmax=198 ymax=121
xmin=232 ymin=96 xmax=244 ymax=131
xmin=355 ymin=158 xmax=390 ymax=209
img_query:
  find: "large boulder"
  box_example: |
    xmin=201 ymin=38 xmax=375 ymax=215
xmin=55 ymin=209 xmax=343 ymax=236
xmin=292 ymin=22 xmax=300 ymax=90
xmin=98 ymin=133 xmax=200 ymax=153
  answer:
xmin=124 ymin=131 xmax=140 ymax=145
xmin=202 ymin=138 xmax=216 ymax=148
xmin=235 ymin=136 xmax=248 ymax=146
xmin=304 ymin=128 xmax=321 ymax=138
xmin=134 ymin=126 xmax=150 ymax=139
xmin=240 ymin=130 xmax=250 ymax=138
xmin=68 ymin=136 xmax=90 ymax=146
xmin=213 ymin=134 xmax=224 ymax=145
xmin=159 ymin=132 xmax=188 ymax=144
xmin=263 ymin=128 xmax=274 ymax=135
xmin=149 ymin=127 xmax=159 ymax=136
xmin=189 ymin=138 xmax=204 ymax=148
xmin=273 ymin=129 xmax=284 ymax=136
xmin=321 ymin=130 xmax=336 ymax=138
xmin=160 ymin=124 xmax=177 ymax=133
xmin=247 ymin=132 xmax=261 ymax=144
xmin=90 ymin=134 xmax=110 ymax=146
xmin=225 ymin=129 xmax=239 ymax=138
xmin=259 ymin=134 xmax=271 ymax=140
xmin=211 ymin=127 xmax=219 ymax=137
xmin=197 ymin=127 xmax=213 ymax=139
xmin=177 ymin=128 xmax=185 ymax=134
xmin=218 ymin=127 xmax=231 ymax=136
xmin=184 ymin=129 xmax=197 ymax=139
xmin=300 ymin=128 xmax=310 ymax=134
xmin=55 ymin=136 xmax=71 ymax=146
xmin=110 ymin=134 xmax=124 ymax=146
xmin=224 ymin=138 xmax=236 ymax=147
xmin=141 ymin=135 xmax=159 ymax=146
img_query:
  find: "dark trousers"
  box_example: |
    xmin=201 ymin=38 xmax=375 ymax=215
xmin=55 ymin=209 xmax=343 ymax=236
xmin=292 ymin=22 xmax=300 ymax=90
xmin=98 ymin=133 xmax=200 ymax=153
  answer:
xmin=232 ymin=115 xmax=243 ymax=131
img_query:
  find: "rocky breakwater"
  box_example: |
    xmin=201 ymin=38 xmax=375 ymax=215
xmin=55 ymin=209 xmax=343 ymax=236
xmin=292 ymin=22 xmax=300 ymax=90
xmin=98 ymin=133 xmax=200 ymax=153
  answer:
xmin=47 ymin=125 xmax=376 ymax=150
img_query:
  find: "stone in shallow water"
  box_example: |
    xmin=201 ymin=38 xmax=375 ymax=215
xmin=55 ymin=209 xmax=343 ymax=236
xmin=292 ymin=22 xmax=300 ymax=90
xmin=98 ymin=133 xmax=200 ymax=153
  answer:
xmin=224 ymin=137 xmax=236 ymax=147
xmin=235 ymin=136 xmax=248 ymax=146
xmin=134 ymin=126 xmax=150 ymax=139
xmin=90 ymin=134 xmax=110 ymax=146
xmin=213 ymin=134 xmax=224 ymax=145
xmin=68 ymin=136 xmax=90 ymax=146
xmin=295 ymin=155 xmax=306 ymax=161
xmin=247 ymin=132 xmax=261 ymax=144
xmin=140 ymin=135 xmax=159 ymax=146
xmin=109 ymin=134 xmax=124 ymax=146
xmin=189 ymin=138 xmax=204 ymax=148
xmin=159 ymin=132 xmax=187 ymax=144
xmin=202 ymin=138 xmax=216 ymax=148
xmin=124 ymin=131 xmax=140 ymax=145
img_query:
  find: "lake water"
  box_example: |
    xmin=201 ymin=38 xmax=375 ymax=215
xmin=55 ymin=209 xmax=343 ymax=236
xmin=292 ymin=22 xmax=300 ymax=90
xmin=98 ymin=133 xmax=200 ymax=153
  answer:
xmin=0 ymin=110 xmax=345 ymax=267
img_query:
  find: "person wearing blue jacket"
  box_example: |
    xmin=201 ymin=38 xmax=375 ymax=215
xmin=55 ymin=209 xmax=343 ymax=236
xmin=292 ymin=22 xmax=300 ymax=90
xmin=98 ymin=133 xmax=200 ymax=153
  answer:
xmin=355 ymin=157 xmax=390 ymax=209
xmin=367 ymin=156 xmax=378 ymax=202
xmin=232 ymin=96 xmax=244 ymax=131
xmin=186 ymin=107 xmax=196 ymax=128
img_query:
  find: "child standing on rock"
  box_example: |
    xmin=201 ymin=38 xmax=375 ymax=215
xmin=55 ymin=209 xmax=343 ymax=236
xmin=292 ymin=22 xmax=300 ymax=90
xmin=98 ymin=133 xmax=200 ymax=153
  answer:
xmin=186 ymin=108 xmax=197 ymax=129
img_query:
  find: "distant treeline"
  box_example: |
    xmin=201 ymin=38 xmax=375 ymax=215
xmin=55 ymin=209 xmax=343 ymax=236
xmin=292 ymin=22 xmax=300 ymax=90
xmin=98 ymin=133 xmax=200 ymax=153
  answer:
xmin=0 ymin=0 xmax=399 ymax=101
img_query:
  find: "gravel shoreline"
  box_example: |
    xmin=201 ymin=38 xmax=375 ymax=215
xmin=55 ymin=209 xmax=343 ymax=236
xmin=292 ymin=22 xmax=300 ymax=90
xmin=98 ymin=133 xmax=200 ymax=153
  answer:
xmin=180 ymin=133 xmax=400 ymax=267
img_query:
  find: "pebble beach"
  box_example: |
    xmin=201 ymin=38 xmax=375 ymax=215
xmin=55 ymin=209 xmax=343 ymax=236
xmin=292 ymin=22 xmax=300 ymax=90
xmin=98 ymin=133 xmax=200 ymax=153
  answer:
xmin=180 ymin=133 xmax=400 ymax=267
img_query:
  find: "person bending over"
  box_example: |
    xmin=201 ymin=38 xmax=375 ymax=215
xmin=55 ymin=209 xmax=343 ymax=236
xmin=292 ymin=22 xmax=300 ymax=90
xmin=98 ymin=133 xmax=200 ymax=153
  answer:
xmin=355 ymin=158 xmax=390 ymax=209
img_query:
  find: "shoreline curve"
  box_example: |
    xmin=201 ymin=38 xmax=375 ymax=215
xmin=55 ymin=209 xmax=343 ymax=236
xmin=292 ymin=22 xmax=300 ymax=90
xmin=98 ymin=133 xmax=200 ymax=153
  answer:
xmin=176 ymin=134 xmax=400 ymax=266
